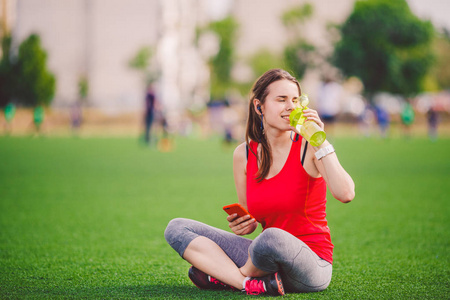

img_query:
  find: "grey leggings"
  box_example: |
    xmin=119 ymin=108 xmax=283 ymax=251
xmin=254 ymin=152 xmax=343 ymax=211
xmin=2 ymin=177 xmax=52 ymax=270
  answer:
xmin=164 ymin=218 xmax=332 ymax=293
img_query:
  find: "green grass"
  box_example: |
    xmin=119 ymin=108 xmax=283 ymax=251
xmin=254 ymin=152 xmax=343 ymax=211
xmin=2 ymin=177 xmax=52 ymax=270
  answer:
xmin=0 ymin=136 xmax=449 ymax=299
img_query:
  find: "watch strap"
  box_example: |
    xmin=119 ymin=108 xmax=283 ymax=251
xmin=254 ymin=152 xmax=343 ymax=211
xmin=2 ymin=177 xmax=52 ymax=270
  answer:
xmin=315 ymin=144 xmax=335 ymax=160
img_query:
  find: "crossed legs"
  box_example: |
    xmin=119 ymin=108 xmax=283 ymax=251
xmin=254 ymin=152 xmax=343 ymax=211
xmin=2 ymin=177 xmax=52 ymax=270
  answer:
xmin=164 ymin=218 xmax=332 ymax=293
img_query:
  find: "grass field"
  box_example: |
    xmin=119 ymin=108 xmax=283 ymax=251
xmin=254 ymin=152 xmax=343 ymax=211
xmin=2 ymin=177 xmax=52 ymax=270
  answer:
xmin=0 ymin=135 xmax=449 ymax=299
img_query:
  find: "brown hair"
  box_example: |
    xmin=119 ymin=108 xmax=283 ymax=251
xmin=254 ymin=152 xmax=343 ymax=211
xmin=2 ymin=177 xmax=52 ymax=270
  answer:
xmin=245 ymin=68 xmax=301 ymax=182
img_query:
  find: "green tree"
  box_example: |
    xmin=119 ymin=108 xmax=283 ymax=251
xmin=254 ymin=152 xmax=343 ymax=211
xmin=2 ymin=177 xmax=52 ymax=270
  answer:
xmin=283 ymin=41 xmax=315 ymax=80
xmin=249 ymin=48 xmax=284 ymax=77
xmin=77 ymin=75 xmax=89 ymax=103
xmin=129 ymin=46 xmax=157 ymax=85
xmin=0 ymin=34 xmax=16 ymax=107
xmin=281 ymin=3 xmax=316 ymax=80
xmin=15 ymin=34 xmax=56 ymax=107
xmin=332 ymin=0 xmax=434 ymax=100
xmin=207 ymin=16 xmax=238 ymax=99
xmin=429 ymin=30 xmax=450 ymax=90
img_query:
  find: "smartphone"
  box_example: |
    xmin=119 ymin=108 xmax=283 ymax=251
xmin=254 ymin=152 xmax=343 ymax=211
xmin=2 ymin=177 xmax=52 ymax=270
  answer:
xmin=223 ymin=203 xmax=253 ymax=219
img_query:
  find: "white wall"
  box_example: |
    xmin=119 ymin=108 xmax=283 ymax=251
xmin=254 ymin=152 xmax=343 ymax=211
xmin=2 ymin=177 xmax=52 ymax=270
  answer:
xmin=13 ymin=0 xmax=159 ymax=113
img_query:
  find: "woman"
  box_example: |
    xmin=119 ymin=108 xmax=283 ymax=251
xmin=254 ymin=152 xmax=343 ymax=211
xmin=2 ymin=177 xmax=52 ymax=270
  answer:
xmin=164 ymin=69 xmax=355 ymax=296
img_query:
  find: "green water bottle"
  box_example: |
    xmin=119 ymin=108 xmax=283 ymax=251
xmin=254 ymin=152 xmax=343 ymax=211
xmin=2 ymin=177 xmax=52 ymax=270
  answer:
xmin=289 ymin=94 xmax=326 ymax=147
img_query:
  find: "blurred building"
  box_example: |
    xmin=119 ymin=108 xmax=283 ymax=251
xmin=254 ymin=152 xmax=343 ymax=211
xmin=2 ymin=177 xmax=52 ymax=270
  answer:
xmin=1 ymin=0 xmax=354 ymax=114
xmin=1 ymin=0 xmax=446 ymax=118
xmin=3 ymin=0 xmax=211 ymax=117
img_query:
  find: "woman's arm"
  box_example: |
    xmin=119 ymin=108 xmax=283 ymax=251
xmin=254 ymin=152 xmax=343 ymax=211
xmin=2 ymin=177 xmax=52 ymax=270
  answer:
xmin=233 ymin=143 xmax=248 ymax=208
xmin=230 ymin=143 xmax=258 ymax=235
xmin=312 ymin=141 xmax=355 ymax=203
xmin=298 ymin=109 xmax=355 ymax=203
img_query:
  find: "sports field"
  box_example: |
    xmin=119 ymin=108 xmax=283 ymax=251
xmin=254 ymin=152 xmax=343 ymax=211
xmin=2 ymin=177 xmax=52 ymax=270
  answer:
xmin=0 ymin=136 xmax=449 ymax=299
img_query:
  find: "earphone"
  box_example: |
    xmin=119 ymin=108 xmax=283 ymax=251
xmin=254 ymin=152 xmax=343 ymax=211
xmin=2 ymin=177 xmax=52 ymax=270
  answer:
xmin=257 ymin=105 xmax=264 ymax=136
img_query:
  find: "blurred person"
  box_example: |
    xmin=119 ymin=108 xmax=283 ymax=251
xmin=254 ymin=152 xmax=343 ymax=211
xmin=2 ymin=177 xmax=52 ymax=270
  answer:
xmin=71 ymin=101 xmax=82 ymax=135
xmin=165 ymin=69 xmax=355 ymax=296
xmin=400 ymin=101 xmax=415 ymax=138
xmin=222 ymin=100 xmax=238 ymax=146
xmin=156 ymin=111 xmax=173 ymax=152
xmin=144 ymin=84 xmax=157 ymax=145
xmin=358 ymin=101 xmax=376 ymax=138
xmin=375 ymin=105 xmax=390 ymax=138
xmin=427 ymin=106 xmax=439 ymax=141
xmin=3 ymin=103 xmax=16 ymax=134
xmin=33 ymin=105 xmax=44 ymax=134
xmin=207 ymin=98 xmax=226 ymax=137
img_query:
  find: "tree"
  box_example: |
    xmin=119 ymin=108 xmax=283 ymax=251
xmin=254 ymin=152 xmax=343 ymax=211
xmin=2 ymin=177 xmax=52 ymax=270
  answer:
xmin=281 ymin=3 xmax=316 ymax=80
xmin=332 ymin=0 xmax=434 ymax=100
xmin=129 ymin=46 xmax=157 ymax=86
xmin=429 ymin=30 xmax=450 ymax=90
xmin=0 ymin=34 xmax=15 ymax=107
xmin=283 ymin=41 xmax=315 ymax=80
xmin=207 ymin=16 xmax=238 ymax=99
xmin=15 ymin=34 xmax=56 ymax=107
xmin=77 ymin=75 xmax=89 ymax=102
xmin=249 ymin=48 xmax=284 ymax=80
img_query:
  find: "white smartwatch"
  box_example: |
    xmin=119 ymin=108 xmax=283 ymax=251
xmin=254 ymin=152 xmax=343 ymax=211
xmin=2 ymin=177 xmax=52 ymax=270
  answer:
xmin=315 ymin=144 xmax=335 ymax=160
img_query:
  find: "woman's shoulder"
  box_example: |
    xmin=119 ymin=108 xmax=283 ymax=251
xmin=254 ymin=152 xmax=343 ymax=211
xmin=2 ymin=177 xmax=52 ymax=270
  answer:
xmin=233 ymin=142 xmax=247 ymax=161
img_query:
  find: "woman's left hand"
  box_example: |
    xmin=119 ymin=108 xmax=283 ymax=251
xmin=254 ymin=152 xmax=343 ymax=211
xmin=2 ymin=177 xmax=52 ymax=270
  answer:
xmin=302 ymin=108 xmax=324 ymax=130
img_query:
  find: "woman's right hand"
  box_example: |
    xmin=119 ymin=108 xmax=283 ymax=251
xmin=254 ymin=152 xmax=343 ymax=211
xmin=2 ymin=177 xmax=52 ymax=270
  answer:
xmin=227 ymin=214 xmax=258 ymax=236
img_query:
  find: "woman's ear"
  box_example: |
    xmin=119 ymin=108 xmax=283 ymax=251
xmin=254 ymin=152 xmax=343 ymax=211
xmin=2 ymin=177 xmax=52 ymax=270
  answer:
xmin=253 ymin=100 xmax=262 ymax=115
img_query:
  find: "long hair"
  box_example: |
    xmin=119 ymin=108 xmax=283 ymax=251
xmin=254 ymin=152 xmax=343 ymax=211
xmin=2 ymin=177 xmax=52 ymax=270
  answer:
xmin=245 ymin=68 xmax=301 ymax=182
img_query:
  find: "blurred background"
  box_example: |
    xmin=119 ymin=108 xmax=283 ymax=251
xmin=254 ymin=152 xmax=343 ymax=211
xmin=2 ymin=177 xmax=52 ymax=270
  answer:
xmin=1 ymin=0 xmax=449 ymax=142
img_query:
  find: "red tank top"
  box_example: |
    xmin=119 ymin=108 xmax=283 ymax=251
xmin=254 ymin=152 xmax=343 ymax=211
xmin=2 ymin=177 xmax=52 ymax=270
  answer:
xmin=246 ymin=138 xmax=333 ymax=263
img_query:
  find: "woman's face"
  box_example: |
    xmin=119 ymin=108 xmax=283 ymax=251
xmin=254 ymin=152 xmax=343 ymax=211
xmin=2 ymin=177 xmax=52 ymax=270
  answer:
xmin=258 ymin=79 xmax=300 ymax=132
